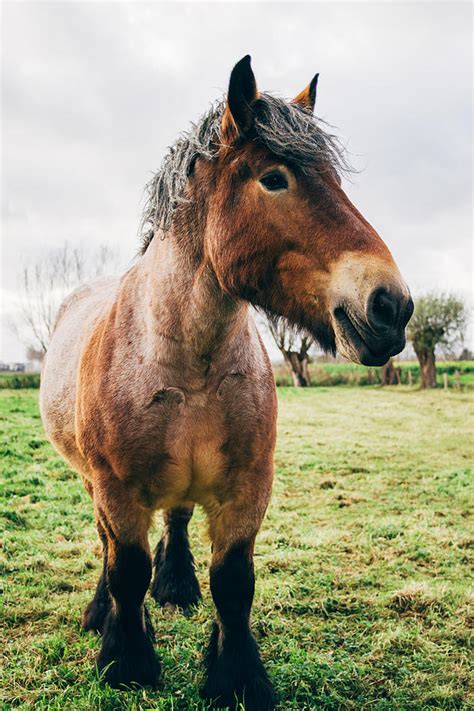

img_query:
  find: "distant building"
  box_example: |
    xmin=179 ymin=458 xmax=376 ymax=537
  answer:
xmin=0 ymin=362 xmax=26 ymax=372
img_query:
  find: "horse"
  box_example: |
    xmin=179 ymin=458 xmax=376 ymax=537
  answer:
xmin=40 ymin=56 xmax=413 ymax=710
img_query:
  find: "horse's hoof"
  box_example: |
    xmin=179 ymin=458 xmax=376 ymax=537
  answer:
xmin=201 ymin=673 xmax=277 ymax=711
xmin=151 ymin=554 xmax=201 ymax=612
xmin=98 ymin=642 xmax=161 ymax=689
xmin=202 ymin=626 xmax=277 ymax=711
xmin=100 ymin=657 xmax=160 ymax=690
xmin=97 ymin=611 xmax=161 ymax=689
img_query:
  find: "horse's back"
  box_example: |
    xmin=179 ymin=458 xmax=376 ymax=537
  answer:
xmin=40 ymin=276 xmax=120 ymax=474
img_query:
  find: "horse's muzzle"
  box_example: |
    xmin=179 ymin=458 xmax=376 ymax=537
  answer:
xmin=334 ymin=288 xmax=414 ymax=366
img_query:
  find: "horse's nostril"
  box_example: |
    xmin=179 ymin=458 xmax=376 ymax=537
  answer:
xmin=368 ymin=287 xmax=400 ymax=331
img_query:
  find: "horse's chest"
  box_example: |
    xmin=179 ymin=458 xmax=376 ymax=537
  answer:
xmin=168 ymin=399 xmax=227 ymax=485
xmin=138 ymin=377 xmax=258 ymax=508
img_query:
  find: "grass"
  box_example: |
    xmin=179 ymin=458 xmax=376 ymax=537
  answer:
xmin=272 ymin=361 xmax=474 ymax=388
xmin=2 ymin=361 xmax=473 ymax=390
xmin=1 ymin=387 xmax=473 ymax=709
xmin=0 ymin=373 xmax=41 ymax=389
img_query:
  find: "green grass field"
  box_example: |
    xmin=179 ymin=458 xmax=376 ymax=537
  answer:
xmin=1 ymin=388 xmax=473 ymax=709
xmin=272 ymin=361 xmax=474 ymax=388
xmin=1 ymin=361 xmax=473 ymax=390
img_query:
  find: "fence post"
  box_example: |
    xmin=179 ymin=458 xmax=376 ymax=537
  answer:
xmin=408 ymin=370 xmax=413 ymax=387
xmin=454 ymin=369 xmax=461 ymax=390
xmin=443 ymin=372 xmax=448 ymax=390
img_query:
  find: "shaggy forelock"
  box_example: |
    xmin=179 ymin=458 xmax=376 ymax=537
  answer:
xmin=139 ymin=93 xmax=350 ymax=253
xmin=253 ymin=94 xmax=350 ymax=178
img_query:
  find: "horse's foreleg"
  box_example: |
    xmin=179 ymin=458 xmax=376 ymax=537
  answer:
xmin=151 ymin=505 xmax=201 ymax=611
xmin=202 ymin=497 xmax=276 ymax=711
xmin=94 ymin=481 xmax=160 ymax=689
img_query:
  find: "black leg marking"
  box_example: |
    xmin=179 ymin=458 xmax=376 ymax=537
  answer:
xmin=97 ymin=542 xmax=160 ymax=689
xmin=83 ymin=523 xmax=110 ymax=634
xmin=202 ymin=542 xmax=276 ymax=711
xmin=151 ymin=507 xmax=201 ymax=611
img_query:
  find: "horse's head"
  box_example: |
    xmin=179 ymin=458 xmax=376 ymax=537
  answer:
xmin=204 ymin=56 xmax=413 ymax=366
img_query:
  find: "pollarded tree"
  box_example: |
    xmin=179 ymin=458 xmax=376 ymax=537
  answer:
xmin=407 ymin=293 xmax=467 ymax=388
xmin=267 ymin=318 xmax=314 ymax=387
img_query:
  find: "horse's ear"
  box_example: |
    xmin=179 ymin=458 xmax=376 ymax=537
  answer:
xmin=222 ymin=55 xmax=259 ymax=143
xmin=292 ymin=73 xmax=319 ymax=112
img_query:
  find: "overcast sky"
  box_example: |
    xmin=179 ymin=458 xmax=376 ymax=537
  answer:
xmin=1 ymin=1 xmax=472 ymax=361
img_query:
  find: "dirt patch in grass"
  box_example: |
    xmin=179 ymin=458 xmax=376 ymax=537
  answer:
xmin=390 ymin=582 xmax=446 ymax=615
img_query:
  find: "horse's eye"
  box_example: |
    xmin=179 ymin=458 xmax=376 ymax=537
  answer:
xmin=259 ymin=170 xmax=288 ymax=192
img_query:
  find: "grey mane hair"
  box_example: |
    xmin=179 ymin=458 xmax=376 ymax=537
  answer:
xmin=139 ymin=93 xmax=351 ymax=253
xmin=139 ymin=101 xmax=225 ymax=252
xmin=253 ymin=93 xmax=351 ymax=178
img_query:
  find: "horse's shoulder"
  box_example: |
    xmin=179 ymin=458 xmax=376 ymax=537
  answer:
xmin=53 ymin=276 xmax=119 ymax=332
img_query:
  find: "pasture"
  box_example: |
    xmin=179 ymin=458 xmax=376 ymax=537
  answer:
xmin=1 ymin=387 xmax=473 ymax=709
xmin=1 ymin=361 xmax=473 ymax=390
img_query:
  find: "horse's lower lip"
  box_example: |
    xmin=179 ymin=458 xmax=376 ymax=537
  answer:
xmin=334 ymin=307 xmax=399 ymax=366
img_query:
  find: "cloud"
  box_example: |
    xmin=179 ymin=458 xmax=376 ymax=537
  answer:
xmin=1 ymin=1 xmax=472 ymax=359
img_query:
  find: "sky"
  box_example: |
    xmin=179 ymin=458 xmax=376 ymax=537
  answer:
xmin=1 ymin=0 xmax=472 ymax=361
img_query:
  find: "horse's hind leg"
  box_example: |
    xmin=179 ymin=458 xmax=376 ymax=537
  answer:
xmin=80 ymin=480 xmax=111 ymax=633
xmin=94 ymin=480 xmax=160 ymax=689
xmin=82 ymin=519 xmax=110 ymax=633
xmin=202 ymin=496 xmax=276 ymax=711
xmin=151 ymin=505 xmax=201 ymax=611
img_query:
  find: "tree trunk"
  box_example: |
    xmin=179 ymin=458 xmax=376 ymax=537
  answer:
xmin=381 ymin=358 xmax=396 ymax=385
xmin=415 ymin=348 xmax=437 ymax=388
xmin=284 ymin=351 xmax=311 ymax=387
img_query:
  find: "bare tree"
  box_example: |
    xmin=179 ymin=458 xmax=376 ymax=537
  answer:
xmin=267 ymin=319 xmax=314 ymax=387
xmin=25 ymin=345 xmax=46 ymax=367
xmin=18 ymin=243 xmax=119 ymax=356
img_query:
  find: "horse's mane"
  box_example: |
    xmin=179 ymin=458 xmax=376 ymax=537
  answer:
xmin=139 ymin=93 xmax=350 ymax=253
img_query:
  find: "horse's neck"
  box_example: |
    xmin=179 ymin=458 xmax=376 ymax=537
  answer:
xmin=136 ymin=234 xmax=248 ymax=368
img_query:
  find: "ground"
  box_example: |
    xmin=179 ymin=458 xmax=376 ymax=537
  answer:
xmin=1 ymin=387 xmax=473 ymax=710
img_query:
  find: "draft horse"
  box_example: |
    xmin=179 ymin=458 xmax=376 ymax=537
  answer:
xmin=40 ymin=56 xmax=413 ymax=709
